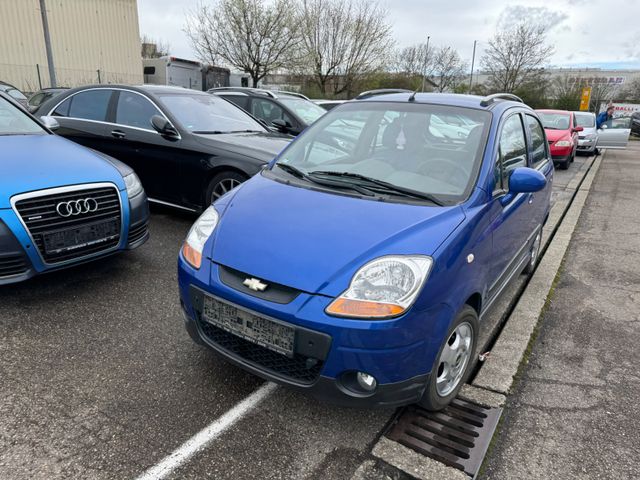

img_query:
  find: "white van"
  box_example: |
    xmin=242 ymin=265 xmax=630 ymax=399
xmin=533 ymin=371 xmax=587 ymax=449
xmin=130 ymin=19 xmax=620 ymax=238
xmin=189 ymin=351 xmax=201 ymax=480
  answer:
xmin=143 ymin=57 xmax=202 ymax=90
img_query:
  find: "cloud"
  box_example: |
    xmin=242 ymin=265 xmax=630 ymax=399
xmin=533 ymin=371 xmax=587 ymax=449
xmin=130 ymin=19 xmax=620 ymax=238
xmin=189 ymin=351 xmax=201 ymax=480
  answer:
xmin=497 ymin=5 xmax=569 ymax=32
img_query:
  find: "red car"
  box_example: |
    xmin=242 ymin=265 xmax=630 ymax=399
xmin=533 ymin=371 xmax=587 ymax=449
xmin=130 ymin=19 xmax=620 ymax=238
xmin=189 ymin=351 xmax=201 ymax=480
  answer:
xmin=535 ymin=109 xmax=583 ymax=170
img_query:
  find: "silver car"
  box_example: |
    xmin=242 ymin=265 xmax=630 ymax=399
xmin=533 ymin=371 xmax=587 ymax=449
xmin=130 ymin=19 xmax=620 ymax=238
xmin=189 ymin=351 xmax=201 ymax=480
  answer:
xmin=573 ymin=111 xmax=598 ymax=154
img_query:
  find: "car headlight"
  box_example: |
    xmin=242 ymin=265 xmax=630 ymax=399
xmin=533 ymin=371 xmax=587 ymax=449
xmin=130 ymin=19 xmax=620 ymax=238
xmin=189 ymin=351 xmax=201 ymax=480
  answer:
xmin=555 ymin=140 xmax=572 ymax=147
xmin=326 ymin=255 xmax=433 ymax=319
xmin=586 ymin=133 xmax=598 ymax=140
xmin=182 ymin=206 xmax=219 ymax=269
xmin=124 ymin=172 xmax=144 ymax=198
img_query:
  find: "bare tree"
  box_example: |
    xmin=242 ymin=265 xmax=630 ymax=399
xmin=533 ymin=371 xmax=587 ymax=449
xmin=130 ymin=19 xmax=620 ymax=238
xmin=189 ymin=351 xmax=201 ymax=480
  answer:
xmin=297 ymin=0 xmax=393 ymax=97
xmin=184 ymin=0 xmax=299 ymax=87
xmin=431 ymin=46 xmax=467 ymax=93
xmin=141 ymin=34 xmax=170 ymax=59
xmin=552 ymin=75 xmax=582 ymax=110
xmin=394 ymin=43 xmax=434 ymax=76
xmin=589 ymin=81 xmax=618 ymax=113
xmin=482 ymin=22 xmax=554 ymax=92
xmin=620 ymin=77 xmax=640 ymax=103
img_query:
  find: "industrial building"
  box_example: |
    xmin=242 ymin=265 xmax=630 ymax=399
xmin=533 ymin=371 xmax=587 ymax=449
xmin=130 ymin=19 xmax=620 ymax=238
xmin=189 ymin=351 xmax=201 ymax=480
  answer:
xmin=0 ymin=0 xmax=143 ymax=92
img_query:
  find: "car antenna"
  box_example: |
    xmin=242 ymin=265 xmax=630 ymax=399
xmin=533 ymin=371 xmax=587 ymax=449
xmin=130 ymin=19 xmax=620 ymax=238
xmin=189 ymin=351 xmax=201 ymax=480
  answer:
xmin=408 ymin=89 xmax=419 ymax=102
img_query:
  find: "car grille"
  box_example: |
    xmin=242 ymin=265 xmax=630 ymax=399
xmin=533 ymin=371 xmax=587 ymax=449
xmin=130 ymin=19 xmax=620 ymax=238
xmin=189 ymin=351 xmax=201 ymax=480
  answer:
xmin=0 ymin=254 xmax=29 ymax=278
xmin=13 ymin=186 xmax=122 ymax=264
xmin=198 ymin=319 xmax=324 ymax=384
xmin=128 ymin=222 xmax=148 ymax=246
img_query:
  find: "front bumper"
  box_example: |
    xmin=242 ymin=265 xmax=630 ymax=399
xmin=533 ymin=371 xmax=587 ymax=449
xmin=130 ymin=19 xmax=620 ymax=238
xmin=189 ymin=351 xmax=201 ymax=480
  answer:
xmin=577 ymin=138 xmax=597 ymax=152
xmin=178 ymin=258 xmax=453 ymax=408
xmin=0 ymin=189 xmax=150 ymax=285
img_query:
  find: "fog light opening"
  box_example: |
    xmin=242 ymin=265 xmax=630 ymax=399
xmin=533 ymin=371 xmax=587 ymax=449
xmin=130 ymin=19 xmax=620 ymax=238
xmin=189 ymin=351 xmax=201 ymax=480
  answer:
xmin=356 ymin=372 xmax=377 ymax=392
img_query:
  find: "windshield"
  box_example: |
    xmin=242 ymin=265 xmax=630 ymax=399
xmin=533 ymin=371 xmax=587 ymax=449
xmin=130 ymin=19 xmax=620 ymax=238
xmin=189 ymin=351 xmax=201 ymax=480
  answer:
xmin=278 ymin=97 xmax=326 ymax=124
xmin=158 ymin=93 xmax=265 ymax=133
xmin=0 ymin=96 xmax=46 ymax=135
xmin=538 ymin=112 xmax=570 ymax=130
xmin=275 ymin=102 xmax=490 ymax=203
xmin=574 ymin=113 xmax=595 ymax=128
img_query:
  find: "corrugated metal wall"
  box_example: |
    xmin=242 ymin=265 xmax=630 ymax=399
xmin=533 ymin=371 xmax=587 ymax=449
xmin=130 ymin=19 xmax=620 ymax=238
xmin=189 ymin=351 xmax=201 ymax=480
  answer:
xmin=0 ymin=0 xmax=143 ymax=92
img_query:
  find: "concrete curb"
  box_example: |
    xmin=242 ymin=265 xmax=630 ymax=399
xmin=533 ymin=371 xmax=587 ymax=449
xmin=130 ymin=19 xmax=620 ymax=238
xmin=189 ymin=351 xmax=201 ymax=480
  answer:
xmin=370 ymin=437 xmax=469 ymax=480
xmin=472 ymin=154 xmax=603 ymax=395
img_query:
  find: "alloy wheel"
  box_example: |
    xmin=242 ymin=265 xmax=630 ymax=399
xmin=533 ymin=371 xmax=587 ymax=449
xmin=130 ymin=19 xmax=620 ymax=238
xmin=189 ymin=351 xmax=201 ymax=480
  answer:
xmin=436 ymin=322 xmax=473 ymax=397
xmin=530 ymin=231 xmax=542 ymax=269
xmin=212 ymin=178 xmax=241 ymax=201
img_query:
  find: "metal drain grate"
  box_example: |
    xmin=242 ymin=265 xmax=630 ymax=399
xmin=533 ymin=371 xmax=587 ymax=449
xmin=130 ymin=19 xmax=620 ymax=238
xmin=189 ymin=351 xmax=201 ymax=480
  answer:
xmin=386 ymin=398 xmax=502 ymax=478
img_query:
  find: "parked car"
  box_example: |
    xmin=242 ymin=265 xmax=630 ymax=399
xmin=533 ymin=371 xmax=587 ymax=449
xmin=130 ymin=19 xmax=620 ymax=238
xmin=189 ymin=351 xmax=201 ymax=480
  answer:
xmin=314 ymin=100 xmax=346 ymax=111
xmin=27 ymin=87 xmax=68 ymax=113
xmin=178 ymin=92 xmax=553 ymax=410
xmin=35 ymin=85 xmax=292 ymax=211
xmin=632 ymin=112 xmax=640 ymax=137
xmin=0 ymin=81 xmax=28 ymax=109
xmin=597 ymin=115 xmax=632 ymax=149
xmin=209 ymin=87 xmax=326 ymax=136
xmin=572 ymin=111 xmax=598 ymax=154
xmin=536 ymin=109 xmax=581 ymax=169
xmin=0 ymin=91 xmax=149 ymax=286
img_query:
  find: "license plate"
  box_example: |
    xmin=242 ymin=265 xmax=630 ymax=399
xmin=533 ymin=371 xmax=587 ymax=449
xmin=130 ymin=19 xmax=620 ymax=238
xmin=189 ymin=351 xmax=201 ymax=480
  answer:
xmin=202 ymin=295 xmax=295 ymax=357
xmin=43 ymin=219 xmax=120 ymax=255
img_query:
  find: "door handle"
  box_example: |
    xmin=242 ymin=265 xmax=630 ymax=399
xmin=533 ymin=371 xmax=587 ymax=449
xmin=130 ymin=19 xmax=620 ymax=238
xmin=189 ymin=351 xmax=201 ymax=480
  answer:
xmin=111 ymin=130 xmax=126 ymax=139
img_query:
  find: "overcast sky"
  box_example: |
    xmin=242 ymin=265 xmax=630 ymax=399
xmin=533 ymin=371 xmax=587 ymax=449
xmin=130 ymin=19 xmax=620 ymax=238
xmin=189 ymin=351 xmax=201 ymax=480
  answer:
xmin=137 ymin=0 xmax=640 ymax=70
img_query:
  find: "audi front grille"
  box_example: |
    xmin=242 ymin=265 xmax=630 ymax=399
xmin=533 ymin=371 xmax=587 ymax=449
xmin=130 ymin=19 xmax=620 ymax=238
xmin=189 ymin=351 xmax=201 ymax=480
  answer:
xmin=12 ymin=184 xmax=122 ymax=264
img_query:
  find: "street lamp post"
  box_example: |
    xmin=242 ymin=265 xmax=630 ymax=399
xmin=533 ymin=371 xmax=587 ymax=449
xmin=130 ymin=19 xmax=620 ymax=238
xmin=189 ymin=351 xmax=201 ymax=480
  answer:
xmin=469 ymin=40 xmax=477 ymax=93
xmin=39 ymin=0 xmax=57 ymax=88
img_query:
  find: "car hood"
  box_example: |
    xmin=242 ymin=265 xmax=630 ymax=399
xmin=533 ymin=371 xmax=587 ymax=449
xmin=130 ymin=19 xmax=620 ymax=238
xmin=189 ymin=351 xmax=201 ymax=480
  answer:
xmin=194 ymin=131 xmax=291 ymax=163
xmin=209 ymin=174 xmax=465 ymax=297
xmin=0 ymin=134 xmax=124 ymax=208
xmin=544 ymin=129 xmax=571 ymax=142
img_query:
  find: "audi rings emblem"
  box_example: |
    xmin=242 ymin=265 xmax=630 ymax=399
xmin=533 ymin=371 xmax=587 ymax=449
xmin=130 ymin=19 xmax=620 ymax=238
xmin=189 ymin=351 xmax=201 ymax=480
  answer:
xmin=56 ymin=198 xmax=99 ymax=217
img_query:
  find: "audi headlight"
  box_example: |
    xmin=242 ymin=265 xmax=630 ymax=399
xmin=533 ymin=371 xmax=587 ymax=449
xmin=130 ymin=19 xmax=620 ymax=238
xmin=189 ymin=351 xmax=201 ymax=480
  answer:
xmin=326 ymin=255 xmax=433 ymax=319
xmin=555 ymin=140 xmax=571 ymax=147
xmin=182 ymin=206 xmax=219 ymax=269
xmin=124 ymin=172 xmax=143 ymax=199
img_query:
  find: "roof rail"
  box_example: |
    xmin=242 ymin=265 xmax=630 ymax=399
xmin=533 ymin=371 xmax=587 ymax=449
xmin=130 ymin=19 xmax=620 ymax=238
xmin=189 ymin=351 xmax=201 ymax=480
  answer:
xmin=208 ymin=87 xmax=277 ymax=99
xmin=273 ymin=90 xmax=310 ymax=100
xmin=480 ymin=93 xmax=523 ymax=107
xmin=355 ymin=89 xmax=414 ymax=100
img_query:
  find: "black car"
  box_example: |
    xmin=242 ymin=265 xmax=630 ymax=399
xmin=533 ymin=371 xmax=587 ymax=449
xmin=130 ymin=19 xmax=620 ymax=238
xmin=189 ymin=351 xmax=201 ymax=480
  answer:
xmin=35 ymin=85 xmax=292 ymax=211
xmin=27 ymin=87 xmax=68 ymax=113
xmin=209 ymin=87 xmax=326 ymax=136
xmin=632 ymin=111 xmax=640 ymax=137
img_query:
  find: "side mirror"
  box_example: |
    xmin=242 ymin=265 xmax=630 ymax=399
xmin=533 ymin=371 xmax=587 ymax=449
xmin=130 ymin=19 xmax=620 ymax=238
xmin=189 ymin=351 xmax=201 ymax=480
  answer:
xmin=600 ymin=124 xmax=608 ymax=130
xmin=151 ymin=115 xmax=179 ymax=138
xmin=509 ymin=167 xmax=547 ymax=193
xmin=573 ymin=126 xmax=584 ymax=133
xmin=40 ymin=115 xmax=60 ymax=131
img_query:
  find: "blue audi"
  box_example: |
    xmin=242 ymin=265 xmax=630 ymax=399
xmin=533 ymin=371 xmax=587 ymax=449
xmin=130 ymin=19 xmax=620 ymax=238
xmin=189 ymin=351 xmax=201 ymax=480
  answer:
xmin=0 ymin=92 xmax=149 ymax=285
xmin=178 ymin=91 xmax=552 ymax=410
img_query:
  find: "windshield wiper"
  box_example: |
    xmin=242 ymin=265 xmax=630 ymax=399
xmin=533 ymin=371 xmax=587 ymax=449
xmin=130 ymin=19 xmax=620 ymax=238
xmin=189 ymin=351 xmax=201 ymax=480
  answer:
xmin=275 ymin=164 xmax=375 ymax=196
xmin=309 ymin=171 xmax=444 ymax=205
xmin=192 ymin=130 xmax=225 ymax=134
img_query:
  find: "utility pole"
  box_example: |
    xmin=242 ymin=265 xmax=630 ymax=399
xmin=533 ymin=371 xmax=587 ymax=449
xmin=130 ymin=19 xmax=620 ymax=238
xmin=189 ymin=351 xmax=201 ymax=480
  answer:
xmin=469 ymin=40 xmax=477 ymax=93
xmin=39 ymin=0 xmax=57 ymax=87
xmin=421 ymin=36 xmax=431 ymax=92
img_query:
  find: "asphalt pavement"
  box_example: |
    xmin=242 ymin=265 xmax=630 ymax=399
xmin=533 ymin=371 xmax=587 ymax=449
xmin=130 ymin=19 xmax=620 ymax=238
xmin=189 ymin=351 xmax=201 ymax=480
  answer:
xmin=0 ymin=156 xmax=589 ymax=480
xmin=481 ymin=144 xmax=640 ymax=479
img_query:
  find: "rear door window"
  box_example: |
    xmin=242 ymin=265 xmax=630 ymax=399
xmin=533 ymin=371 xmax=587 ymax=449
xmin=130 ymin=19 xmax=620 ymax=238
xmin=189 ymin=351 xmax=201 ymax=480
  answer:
xmin=57 ymin=90 xmax=112 ymax=121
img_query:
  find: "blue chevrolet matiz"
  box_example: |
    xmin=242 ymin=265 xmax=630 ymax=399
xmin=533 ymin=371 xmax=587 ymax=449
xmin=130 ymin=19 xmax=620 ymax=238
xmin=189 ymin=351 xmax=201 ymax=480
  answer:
xmin=178 ymin=92 xmax=552 ymax=410
xmin=0 ymin=92 xmax=149 ymax=285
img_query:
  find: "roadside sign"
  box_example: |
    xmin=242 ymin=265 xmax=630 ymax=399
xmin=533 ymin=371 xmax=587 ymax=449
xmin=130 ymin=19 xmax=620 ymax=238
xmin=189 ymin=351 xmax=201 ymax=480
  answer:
xmin=580 ymin=87 xmax=592 ymax=111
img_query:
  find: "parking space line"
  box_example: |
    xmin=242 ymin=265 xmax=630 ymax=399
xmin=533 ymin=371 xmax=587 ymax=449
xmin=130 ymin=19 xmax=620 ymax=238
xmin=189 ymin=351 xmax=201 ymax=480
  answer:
xmin=135 ymin=382 xmax=278 ymax=480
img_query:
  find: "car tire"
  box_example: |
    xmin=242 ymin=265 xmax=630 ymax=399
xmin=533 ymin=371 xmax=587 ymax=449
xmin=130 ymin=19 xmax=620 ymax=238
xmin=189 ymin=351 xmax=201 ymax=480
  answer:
xmin=523 ymin=227 xmax=542 ymax=275
xmin=559 ymin=159 xmax=569 ymax=170
xmin=205 ymin=171 xmax=247 ymax=206
xmin=418 ymin=305 xmax=478 ymax=412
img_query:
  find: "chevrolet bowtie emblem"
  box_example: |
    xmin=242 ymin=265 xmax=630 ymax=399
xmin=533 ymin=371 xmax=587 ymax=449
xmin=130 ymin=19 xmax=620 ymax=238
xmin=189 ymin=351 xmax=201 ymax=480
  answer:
xmin=243 ymin=277 xmax=268 ymax=292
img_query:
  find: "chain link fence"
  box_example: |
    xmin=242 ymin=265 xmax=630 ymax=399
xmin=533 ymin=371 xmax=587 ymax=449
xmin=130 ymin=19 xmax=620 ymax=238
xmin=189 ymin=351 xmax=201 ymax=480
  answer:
xmin=0 ymin=63 xmax=142 ymax=94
